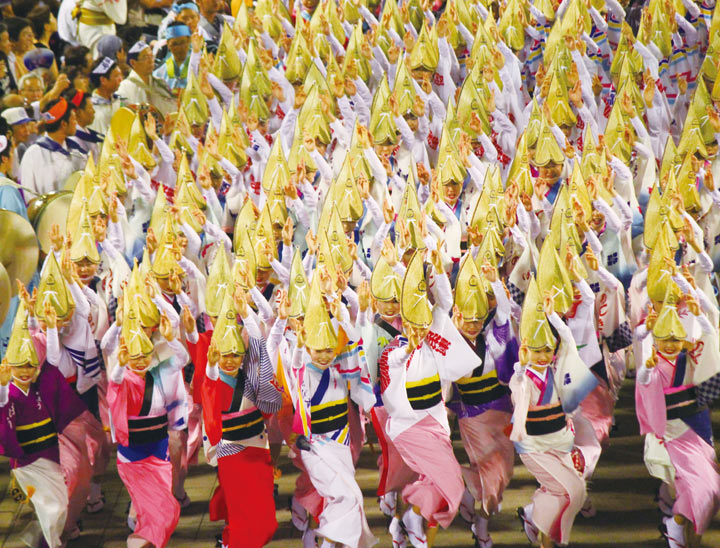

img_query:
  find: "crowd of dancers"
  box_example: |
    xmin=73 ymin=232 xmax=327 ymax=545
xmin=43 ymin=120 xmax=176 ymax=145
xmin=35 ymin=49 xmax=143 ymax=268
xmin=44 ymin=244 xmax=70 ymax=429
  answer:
xmin=1 ymin=0 xmax=720 ymax=546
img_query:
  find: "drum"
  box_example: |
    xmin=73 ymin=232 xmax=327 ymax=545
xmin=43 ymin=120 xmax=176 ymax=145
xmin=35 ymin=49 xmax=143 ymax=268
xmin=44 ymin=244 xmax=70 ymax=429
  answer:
xmin=26 ymin=191 xmax=72 ymax=254
xmin=0 ymin=210 xmax=39 ymax=294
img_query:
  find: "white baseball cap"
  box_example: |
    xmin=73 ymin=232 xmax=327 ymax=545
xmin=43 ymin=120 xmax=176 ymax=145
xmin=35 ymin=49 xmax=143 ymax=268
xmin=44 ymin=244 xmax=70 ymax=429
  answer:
xmin=1 ymin=107 xmax=32 ymax=126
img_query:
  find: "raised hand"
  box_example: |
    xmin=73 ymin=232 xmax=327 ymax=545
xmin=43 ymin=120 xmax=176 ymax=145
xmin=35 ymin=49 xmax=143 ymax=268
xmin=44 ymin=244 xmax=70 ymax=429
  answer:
xmin=305 ymin=229 xmax=318 ymax=255
xmin=118 ymin=340 xmax=129 ymax=366
xmin=277 ymin=289 xmax=290 ymax=320
xmin=646 ymin=346 xmax=658 ymax=369
xmin=234 ymin=284 xmax=249 ymax=316
xmin=585 ymin=246 xmax=599 ymax=271
xmin=452 ymin=304 xmax=463 ymax=330
xmin=467 ymin=225 xmax=482 ymax=247
xmin=181 ymin=305 xmax=195 ymax=333
xmin=358 ymin=280 xmax=370 ymax=312
xmin=168 ymin=271 xmax=182 ymax=295
xmin=282 ymin=217 xmax=294 ymax=246
xmin=685 ymin=295 xmax=700 ymax=316
xmin=0 ymin=360 xmax=12 ymax=386
xmin=480 ymin=260 xmax=498 ymax=283
xmin=543 ymin=291 xmax=554 ymax=318
xmin=519 ymin=338 xmax=530 ymax=366
xmin=207 ymin=341 xmax=220 ymax=366
xmin=645 ymin=308 xmax=658 ymax=332
xmin=50 ymin=224 xmax=64 ymax=252
xmin=44 ymin=301 xmax=57 ymax=329
xmin=381 ymin=237 xmax=397 ymax=267
xmin=159 ymin=313 xmax=174 ymax=341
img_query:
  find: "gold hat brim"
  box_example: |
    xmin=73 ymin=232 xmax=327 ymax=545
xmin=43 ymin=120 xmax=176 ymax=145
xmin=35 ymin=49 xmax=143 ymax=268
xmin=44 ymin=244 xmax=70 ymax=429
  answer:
xmin=110 ymin=106 xmax=136 ymax=144
xmin=0 ymin=262 xmax=10 ymax=324
xmin=62 ymin=171 xmax=83 ymax=192
xmin=0 ymin=209 xmax=39 ymax=294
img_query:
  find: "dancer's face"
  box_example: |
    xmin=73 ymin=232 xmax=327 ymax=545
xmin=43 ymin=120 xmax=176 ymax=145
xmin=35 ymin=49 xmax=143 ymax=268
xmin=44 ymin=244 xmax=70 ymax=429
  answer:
xmin=308 ymin=347 xmax=335 ymax=367
xmin=404 ymin=113 xmax=419 ymax=132
xmin=443 ymin=180 xmax=462 ymax=205
xmin=11 ymin=364 xmax=37 ymax=389
xmin=656 ymin=337 xmax=684 ymax=359
xmin=128 ymin=355 xmax=153 ymax=374
xmin=459 ymin=318 xmax=483 ymax=339
xmin=75 ymin=258 xmax=99 ymax=285
xmin=537 ymin=162 xmax=563 ymax=182
xmin=529 ymin=346 xmax=554 ymax=367
xmin=256 ymin=267 xmax=272 ymax=287
xmin=590 ymin=210 xmax=605 ymax=232
xmin=218 ymin=354 xmax=243 ymax=375
xmin=375 ymin=299 xmax=400 ymax=320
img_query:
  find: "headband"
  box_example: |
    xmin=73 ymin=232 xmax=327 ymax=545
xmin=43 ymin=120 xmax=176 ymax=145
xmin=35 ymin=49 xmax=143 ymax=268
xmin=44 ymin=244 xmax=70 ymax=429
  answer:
xmin=128 ymin=41 xmax=149 ymax=61
xmin=92 ymin=56 xmax=115 ymax=76
xmin=166 ymin=24 xmax=192 ymax=40
xmin=42 ymin=98 xmax=69 ymax=123
xmin=171 ymin=2 xmax=199 ymax=13
xmin=70 ymin=90 xmax=85 ymax=107
xmin=0 ymin=136 xmax=8 ymax=155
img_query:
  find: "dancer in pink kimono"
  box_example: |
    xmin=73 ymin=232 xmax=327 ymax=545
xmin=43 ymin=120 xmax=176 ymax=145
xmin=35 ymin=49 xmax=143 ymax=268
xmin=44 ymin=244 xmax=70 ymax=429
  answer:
xmin=107 ymin=296 xmax=188 ymax=548
xmin=636 ymin=289 xmax=720 ymax=548
xmin=511 ymin=278 xmax=597 ymax=548
xmin=382 ymin=251 xmax=482 ymax=547
xmin=448 ymin=258 xmax=517 ymax=548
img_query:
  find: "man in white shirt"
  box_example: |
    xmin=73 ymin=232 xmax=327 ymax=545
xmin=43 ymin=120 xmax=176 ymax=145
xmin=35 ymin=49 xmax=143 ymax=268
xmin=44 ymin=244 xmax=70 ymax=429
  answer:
xmin=116 ymin=41 xmax=176 ymax=116
xmin=1 ymin=106 xmax=34 ymax=177
xmin=88 ymin=56 xmax=122 ymax=135
xmin=20 ymin=97 xmax=85 ymax=198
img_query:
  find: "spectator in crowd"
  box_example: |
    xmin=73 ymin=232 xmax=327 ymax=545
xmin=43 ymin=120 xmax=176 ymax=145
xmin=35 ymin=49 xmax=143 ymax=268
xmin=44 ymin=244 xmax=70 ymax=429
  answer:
xmin=20 ymin=95 xmax=83 ymax=195
xmin=0 ymin=106 xmax=33 ymax=174
xmin=153 ymin=22 xmax=195 ymax=93
xmin=62 ymin=44 xmax=92 ymax=74
xmin=5 ymin=17 xmax=33 ymax=83
xmin=117 ymin=40 xmax=175 ymax=115
xmin=88 ymin=56 xmax=122 ymax=134
xmin=0 ymin=22 xmax=16 ymax=95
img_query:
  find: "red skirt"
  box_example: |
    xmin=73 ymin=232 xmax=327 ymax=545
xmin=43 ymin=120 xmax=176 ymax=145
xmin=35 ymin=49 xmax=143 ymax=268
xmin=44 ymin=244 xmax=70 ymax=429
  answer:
xmin=210 ymin=447 xmax=278 ymax=548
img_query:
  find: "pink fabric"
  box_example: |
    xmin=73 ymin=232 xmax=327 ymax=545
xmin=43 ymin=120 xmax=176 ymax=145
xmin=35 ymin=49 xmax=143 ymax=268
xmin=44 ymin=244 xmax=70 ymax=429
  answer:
xmin=107 ymin=368 xmax=148 ymax=446
xmin=519 ymin=449 xmax=586 ymax=545
xmin=266 ymin=409 xmax=321 ymax=519
xmin=579 ymin=381 xmax=614 ymax=445
xmin=571 ymin=412 xmax=602 ymax=480
xmin=74 ymin=409 xmax=111 ymax=479
xmin=372 ymin=406 xmax=417 ymax=496
xmin=394 ymin=415 xmax=464 ymax=528
xmin=264 ymin=409 xmax=323 ymax=518
xmin=58 ymin=420 xmax=93 ymax=534
xmin=665 ymin=428 xmax=720 ymax=534
xmin=31 ymin=330 xmax=47 ymax=365
xmin=169 ymin=428 xmax=189 ymax=500
xmin=635 ymin=361 xmax=673 ymax=437
xmin=95 ymin=373 xmax=113 ymax=438
xmin=348 ymin=400 xmax=365 ymax=466
xmin=186 ymin=401 xmax=203 ymax=467
xmin=266 ymin=413 xmax=286 ymax=445
xmin=293 ymin=458 xmax=324 ymax=519
xmin=117 ymin=456 xmax=180 ymax=548
xmin=458 ymin=410 xmax=514 ymax=514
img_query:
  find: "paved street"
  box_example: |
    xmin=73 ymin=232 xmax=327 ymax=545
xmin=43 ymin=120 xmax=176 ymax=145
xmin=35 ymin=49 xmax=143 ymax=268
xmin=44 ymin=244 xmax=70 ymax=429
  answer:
xmin=1 ymin=382 xmax=719 ymax=547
